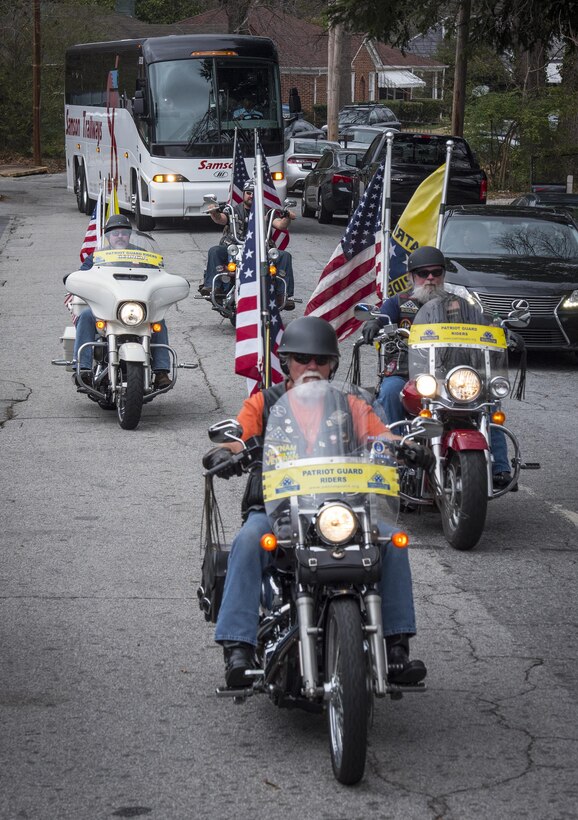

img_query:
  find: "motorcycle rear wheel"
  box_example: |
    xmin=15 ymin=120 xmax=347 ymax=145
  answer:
xmin=325 ymin=597 xmax=368 ymax=785
xmin=116 ymin=363 xmax=144 ymax=430
xmin=440 ymin=450 xmax=488 ymax=550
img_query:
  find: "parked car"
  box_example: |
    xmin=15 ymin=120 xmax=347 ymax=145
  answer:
xmin=284 ymin=137 xmax=340 ymax=193
xmin=301 ymin=147 xmax=366 ymax=223
xmin=439 ymin=205 xmax=578 ymax=352
xmin=338 ymin=125 xmax=398 ymax=150
xmin=510 ymin=192 xmax=578 ymax=222
xmin=352 ymin=131 xmax=487 ymax=222
xmin=284 ymin=118 xmax=325 ymax=139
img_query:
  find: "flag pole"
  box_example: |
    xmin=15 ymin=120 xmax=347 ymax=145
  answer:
xmin=379 ymin=131 xmax=395 ymax=298
xmin=229 ymin=128 xmax=238 ymax=205
xmin=436 ymin=140 xmax=455 ymax=247
xmin=254 ymin=131 xmax=270 ymax=388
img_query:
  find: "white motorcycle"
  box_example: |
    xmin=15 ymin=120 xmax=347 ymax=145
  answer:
xmin=52 ymin=231 xmax=194 ymax=430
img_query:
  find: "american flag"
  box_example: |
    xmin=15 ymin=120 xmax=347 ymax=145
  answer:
xmin=305 ymin=162 xmax=385 ymax=340
xmin=230 ymin=139 xmax=250 ymax=205
xmin=257 ymin=140 xmax=289 ymax=251
xmin=235 ymin=196 xmax=284 ymax=395
xmin=65 ymin=193 xmax=103 ymax=324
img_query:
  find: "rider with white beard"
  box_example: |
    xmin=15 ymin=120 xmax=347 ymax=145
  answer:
xmin=362 ymin=245 xmax=514 ymax=489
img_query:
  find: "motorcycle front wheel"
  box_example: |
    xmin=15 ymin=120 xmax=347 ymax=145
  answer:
xmin=325 ymin=597 xmax=368 ymax=785
xmin=440 ymin=449 xmax=488 ymax=550
xmin=116 ymin=362 xmax=144 ymax=430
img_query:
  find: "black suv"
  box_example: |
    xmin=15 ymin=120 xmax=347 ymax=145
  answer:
xmin=353 ymin=131 xmax=487 ymax=221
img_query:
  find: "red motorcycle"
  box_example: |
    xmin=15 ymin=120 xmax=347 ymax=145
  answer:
xmin=353 ymin=295 xmax=538 ymax=550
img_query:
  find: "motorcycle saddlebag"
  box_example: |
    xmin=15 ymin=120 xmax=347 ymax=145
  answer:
xmin=296 ymin=545 xmax=381 ymax=586
xmin=198 ymin=543 xmax=230 ymax=624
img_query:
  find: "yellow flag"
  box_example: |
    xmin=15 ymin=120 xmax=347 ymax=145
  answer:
xmin=387 ymin=164 xmax=446 ymax=297
xmin=105 ymin=184 xmax=120 ymax=221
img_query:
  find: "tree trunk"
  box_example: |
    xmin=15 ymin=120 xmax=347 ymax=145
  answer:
xmin=451 ymin=0 xmax=470 ymax=137
xmin=218 ymin=0 xmax=253 ymax=33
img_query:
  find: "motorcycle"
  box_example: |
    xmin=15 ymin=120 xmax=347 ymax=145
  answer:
xmin=198 ymin=381 xmax=439 ymax=785
xmin=352 ymin=294 xmax=539 ymax=550
xmin=200 ymin=194 xmax=297 ymax=325
xmin=52 ymin=231 xmax=195 ymax=430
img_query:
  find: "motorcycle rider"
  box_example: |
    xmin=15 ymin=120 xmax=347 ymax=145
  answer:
xmin=68 ymin=214 xmax=172 ymax=390
xmin=200 ymin=179 xmax=297 ymax=310
xmin=361 ymin=245 xmax=513 ymax=489
xmin=203 ymin=316 xmax=429 ymax=689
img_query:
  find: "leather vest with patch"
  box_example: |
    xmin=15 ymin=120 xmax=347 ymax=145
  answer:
xmin=383 ymin=292 xmax=422 ymax=378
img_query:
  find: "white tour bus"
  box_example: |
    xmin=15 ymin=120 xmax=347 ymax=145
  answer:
xmin=65 ymin=34 xmax=286 ymax=229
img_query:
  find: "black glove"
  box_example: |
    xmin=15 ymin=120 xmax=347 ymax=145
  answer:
xmin=202 ymin=447 xmax=244 ymax=479
xmin=397 ymin=442 xmax=435 ymax=471
xmin=507 ymin=331 xmax=525 ymax=353
xmin=362 ymin=319 xmax=382 ymax=345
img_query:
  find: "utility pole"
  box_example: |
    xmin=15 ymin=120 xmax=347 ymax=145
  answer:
xmin=451 ymin=0 xmax=471 ymax=137
xmin=32 ymin=0 xmax=42 ymax=165
xmin=327 ymin=21 xmax=343 ymax=142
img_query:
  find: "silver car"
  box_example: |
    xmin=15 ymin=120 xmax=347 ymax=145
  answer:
xmin=284 ymin=137 xmax=340 ymax=193
xmin=338 ymin=125 xmax=399 ymax=150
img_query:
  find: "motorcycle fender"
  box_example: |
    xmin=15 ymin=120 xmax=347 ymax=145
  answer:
xmin=444 ymin=429 xmax=488 ymax=451
xmin=118 ymin=342 xmax=147 ymax=363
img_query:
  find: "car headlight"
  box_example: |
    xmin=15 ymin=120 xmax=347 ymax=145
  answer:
xmin=561 ymin=289 xmax=578 ymax=309
xmin=489 ymin=376 xmax=510 ymax=399
xmin=446 ymin=366 xmax=482 ymax=402
xmin=415 ymin=373 xmax=437 ymax=398
xmin=118 ymin=301 xmax=146 ymax=326
xmin=316 ymin=503 xmax=358 ymax=545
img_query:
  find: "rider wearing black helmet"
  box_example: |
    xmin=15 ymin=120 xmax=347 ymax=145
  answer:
xmin=202 ymin=316 xmax=427 ymax=689
xmin=362 ymin=245 xmax=513 ymax=488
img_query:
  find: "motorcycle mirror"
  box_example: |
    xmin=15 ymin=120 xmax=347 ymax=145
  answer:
xmin=503 ymin=308 xmax=530 ymax=329
xmin=203 ymin=194 xmax=218 ymax=204
xmin=284 ymin=198 xmax=297 ymax=209
xmin=208 ymin=419 xmax=243 ymax=444
xmin=353 ymin=303 xmax=386 ymax=322
xmin=410 ymin=417 xmax=444 ymax=440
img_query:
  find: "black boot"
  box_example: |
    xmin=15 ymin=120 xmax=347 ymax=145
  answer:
xmin=223 ymin=641 xmax=255 ymax=688
xmin=386 ymin=634 xmax=427 ymax=684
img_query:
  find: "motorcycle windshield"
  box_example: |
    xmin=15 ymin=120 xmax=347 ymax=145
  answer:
xmin=408 ymin=295 xmax=508 ymax=394
xmin=93 ymin=231 xmax=163 ymax=269
xmin=263 ymin=381 xmax=400 ymax=542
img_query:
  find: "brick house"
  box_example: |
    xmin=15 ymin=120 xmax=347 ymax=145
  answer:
xmin=178 ymin=7 xmax=446 ymax=112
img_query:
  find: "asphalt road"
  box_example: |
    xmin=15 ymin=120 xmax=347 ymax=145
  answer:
xmin=0 ymin=173 xmax=577 ymax=820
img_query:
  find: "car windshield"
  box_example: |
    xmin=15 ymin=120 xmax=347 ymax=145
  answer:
xmin=339 ymin=109 xmax=370 ymax=125
xmin=441 ymin=215 xmax=578 ymax=260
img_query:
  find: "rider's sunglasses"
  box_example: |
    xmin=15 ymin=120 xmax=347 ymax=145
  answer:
xmin=413 ymin=266 xmax=444 ymax=279
xmin=291 ymin=353 xmax=331 ymax=366
xmin=109 ymin=230 xmax=131 ymax=237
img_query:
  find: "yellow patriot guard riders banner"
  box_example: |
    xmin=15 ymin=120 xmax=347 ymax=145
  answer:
xmin=263 ymin=462 xmax=400 ymax=502
xmin=408 ymin=323 xmax=507 ymax=349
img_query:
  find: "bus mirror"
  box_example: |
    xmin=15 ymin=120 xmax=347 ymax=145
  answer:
xmin=132 ymin=90 xmax=146 ymax=117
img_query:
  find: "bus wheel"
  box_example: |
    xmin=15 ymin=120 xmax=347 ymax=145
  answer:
xmin=135 ymin=189 xmax=155 ymax=232
xmin=76 ymin=167 xmax=91 ymax=215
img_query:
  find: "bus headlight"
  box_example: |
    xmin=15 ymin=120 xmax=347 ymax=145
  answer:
xmin=489 ymin=376 xmax=510 ymax=399
xmin=316 ymin=503 xmax=358 ymax=545
xmin=118 ymin=301 xmax=146 ymax=326
xmin=152 ymin=174 xmax=189 ymax=183
xmin=415 ymin=373 xmax=437 ymax=398
xmin=446 ymin=367 xmax=482 ymax=402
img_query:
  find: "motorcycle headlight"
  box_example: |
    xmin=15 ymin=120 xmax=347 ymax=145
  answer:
xmin=118 ymin=301 xmax=146 ymax=326
xmin=268 ymin=247 xmax=280 ymax=262
xmin=489 ymin=375 xmax=510 ymax=399
xmin=415 ymin=373 xmax=437 ymax=398
xmin=316 ymin=503 xmax=358 ymax=545
xmin=227 ymin=243 xmax=239 ymax=258
xmin=446 ymin=366 xmax=482 ymax=402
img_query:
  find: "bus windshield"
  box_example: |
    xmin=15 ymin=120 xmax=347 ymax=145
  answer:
xmin=149 ymin=57 xmax=281 ymax=151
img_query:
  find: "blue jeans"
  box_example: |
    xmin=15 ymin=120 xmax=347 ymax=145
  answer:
xmin=204 ymin=245 xmax=294 ymax=297
xmin=215 ymin=510 xmax=417 ymax=646
xmin=74 ymin=309 xmax=170 ymax=371
xmin=376 ymin=376 xmax=510 ymax=474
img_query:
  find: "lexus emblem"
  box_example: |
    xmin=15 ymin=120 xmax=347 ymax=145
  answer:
xmin=511 ymin=298 xmax=529 ymax=311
